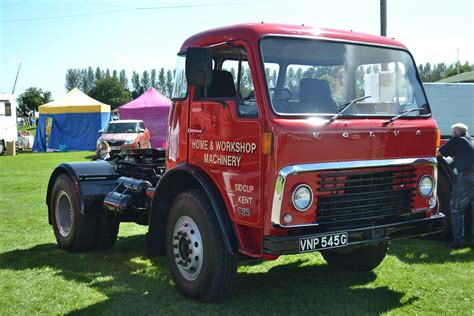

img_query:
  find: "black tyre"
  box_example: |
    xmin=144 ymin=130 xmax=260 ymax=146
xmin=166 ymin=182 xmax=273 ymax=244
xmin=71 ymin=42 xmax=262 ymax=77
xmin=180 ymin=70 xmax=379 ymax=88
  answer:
xmin=94 ymin=214 xmax=120 ymax=250
xmin=0 ymin=140 xmax=4 ymax=155
xmin=50 ymin=174 xmax=97 ymax=252
xmin=430 ymin=171 xmax=452 ymax=240
xmin=322 ymin=242 xmax=388 ymax=271
xmin=165 ymin=189 xmax=237 ymax=302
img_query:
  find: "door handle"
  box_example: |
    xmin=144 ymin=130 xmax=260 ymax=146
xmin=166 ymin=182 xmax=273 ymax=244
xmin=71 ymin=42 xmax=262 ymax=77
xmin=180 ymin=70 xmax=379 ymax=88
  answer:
xmin=188 ymin=127 xmax=203 ymax=135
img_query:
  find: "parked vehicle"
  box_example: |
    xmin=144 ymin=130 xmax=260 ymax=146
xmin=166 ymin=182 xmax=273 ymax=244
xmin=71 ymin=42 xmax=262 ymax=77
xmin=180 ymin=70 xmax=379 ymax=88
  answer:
xmin=0 ymin=94 xmax=17 ymax=155
xmin=98 ymin=119 xmax=151 ymax=152
xmin=46 ymin=23 xmax=445 ymax=301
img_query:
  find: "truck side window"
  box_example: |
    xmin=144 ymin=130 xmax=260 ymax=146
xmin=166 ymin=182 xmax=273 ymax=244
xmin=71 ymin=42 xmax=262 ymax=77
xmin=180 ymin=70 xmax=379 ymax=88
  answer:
xmin=222 ymin=58 xmax=258 ymax=117
xmin=172 ymin=55 xmax=187 ymax=100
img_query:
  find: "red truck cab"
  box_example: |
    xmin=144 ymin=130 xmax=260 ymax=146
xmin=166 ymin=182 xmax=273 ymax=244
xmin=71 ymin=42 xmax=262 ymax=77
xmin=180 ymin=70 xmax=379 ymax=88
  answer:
xmin=46 ymin=23 xmax=444 ymax=302
xmin=167 ymin=23 xmax=443 ymax=254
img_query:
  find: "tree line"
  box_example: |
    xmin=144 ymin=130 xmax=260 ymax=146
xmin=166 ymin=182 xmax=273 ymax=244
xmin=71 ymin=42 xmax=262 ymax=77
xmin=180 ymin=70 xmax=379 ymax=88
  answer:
xmin=15 ymin=60 xmax=473 ymax=112
xmin=417 ymin=61 xmax=472 ymax=82
xmin=64 ymin=67 xmax=175 ymax=109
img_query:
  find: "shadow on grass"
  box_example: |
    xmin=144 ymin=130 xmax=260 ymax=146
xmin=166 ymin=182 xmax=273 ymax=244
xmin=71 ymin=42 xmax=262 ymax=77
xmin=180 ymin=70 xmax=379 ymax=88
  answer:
xmin=0 ymin=235 xmax=416 ymax=315
xmin=389 ymin=239 xmax=473 ymax=264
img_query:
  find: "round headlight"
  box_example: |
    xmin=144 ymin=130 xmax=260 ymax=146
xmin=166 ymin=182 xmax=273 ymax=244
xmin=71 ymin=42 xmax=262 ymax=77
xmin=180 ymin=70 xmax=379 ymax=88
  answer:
xmin=292 ymin=184 xmax=313 ymax=211
xmin=418 ymin=175 xmax=434 ymax=197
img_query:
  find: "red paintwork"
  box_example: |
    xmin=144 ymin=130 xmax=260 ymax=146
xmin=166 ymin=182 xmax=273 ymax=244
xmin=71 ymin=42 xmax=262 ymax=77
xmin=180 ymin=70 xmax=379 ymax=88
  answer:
xmin=179 ymin=23 xmax=407 ymax=53
xmin=166 ymin=23 xmax=438 ymax=258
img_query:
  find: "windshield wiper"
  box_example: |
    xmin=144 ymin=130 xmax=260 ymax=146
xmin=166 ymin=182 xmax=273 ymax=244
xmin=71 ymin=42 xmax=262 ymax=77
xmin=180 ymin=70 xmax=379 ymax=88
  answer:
xmin=382 ymin=106 xmax=425 ymax=126
xmin=324 ymin=95 xmax=372 ymax=126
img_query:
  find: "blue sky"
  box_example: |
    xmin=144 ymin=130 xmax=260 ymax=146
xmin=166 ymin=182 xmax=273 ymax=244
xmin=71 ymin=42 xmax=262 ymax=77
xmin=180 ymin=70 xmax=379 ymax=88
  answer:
xmin=1 ymin=0 xmax=473 ymax=98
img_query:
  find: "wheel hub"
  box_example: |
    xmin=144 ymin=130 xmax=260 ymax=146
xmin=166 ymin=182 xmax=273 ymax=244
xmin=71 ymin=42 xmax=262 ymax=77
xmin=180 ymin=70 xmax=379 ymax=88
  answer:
xmin=172 ymin=216 xmax=203 ymax=281
xmin=55 ymin=191 xmax=73 ymax=237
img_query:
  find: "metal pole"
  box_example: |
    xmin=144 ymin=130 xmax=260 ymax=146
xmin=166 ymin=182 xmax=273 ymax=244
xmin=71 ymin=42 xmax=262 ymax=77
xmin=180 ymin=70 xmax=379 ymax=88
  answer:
xmin=11 ymin=62 xmax=22 ymax=94
xmin=457 ymin=48 xmax=460 ymax=83
xmin=380 ymin=0 xmax=387 ymax=37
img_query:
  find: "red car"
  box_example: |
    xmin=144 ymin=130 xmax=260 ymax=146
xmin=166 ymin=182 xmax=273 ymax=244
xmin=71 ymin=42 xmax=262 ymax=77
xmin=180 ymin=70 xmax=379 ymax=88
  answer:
xmin=98 ymin=120 xmax=151 ymax=151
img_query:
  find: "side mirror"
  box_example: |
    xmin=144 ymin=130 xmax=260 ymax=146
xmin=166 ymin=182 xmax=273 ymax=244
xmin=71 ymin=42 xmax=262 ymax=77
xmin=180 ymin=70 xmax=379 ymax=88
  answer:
xmin=98 ymin=129 xmax=103 ymax=134
xmin=185 ymin=47 xmax=213 ymax=87
xmin=138 ymin=128 xmax=145 ymax=133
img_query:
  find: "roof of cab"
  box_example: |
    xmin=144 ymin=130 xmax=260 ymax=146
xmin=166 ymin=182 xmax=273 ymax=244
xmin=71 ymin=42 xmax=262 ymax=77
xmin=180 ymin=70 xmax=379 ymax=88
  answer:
xmin=179 ymin=23 xmax=406 ymax=53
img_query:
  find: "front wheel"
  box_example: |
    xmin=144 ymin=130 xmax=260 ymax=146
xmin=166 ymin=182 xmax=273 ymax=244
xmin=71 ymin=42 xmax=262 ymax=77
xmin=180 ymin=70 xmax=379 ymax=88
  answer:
xmin=165 ymin=190 xmax=237 ymax=302
xmin=321 ymin=242 xmax=388 ymax=271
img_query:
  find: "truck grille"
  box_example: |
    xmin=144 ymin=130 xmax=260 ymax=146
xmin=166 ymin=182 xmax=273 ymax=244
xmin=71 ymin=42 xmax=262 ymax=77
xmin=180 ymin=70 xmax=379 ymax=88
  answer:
xmin=316 ymin=167 xmax=417 ymax=229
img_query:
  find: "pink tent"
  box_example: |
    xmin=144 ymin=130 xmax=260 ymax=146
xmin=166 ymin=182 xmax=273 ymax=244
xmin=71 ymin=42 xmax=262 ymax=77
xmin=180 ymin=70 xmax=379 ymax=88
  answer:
xmin=118 ymin=88 xmax=171 ymax=148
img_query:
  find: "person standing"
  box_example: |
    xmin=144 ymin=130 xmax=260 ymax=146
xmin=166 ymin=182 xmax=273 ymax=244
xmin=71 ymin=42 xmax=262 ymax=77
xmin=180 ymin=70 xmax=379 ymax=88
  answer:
xmin=437 ymin=123 xmax=474 ymax=249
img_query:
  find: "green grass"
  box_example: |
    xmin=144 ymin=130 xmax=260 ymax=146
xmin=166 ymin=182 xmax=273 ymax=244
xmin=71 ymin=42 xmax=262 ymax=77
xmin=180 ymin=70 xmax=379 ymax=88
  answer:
xmin=0 ymin=152 xmax=473 ymax=314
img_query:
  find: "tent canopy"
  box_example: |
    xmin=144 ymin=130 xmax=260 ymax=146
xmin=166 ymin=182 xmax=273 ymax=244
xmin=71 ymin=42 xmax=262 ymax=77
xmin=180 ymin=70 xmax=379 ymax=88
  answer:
xmin=39 ymin=88 xmax=110 ymax=114
xmin=118 ymin=88 xmax=171 ymax=148
xmin=33 ymin=88 xmax=110 ymax=152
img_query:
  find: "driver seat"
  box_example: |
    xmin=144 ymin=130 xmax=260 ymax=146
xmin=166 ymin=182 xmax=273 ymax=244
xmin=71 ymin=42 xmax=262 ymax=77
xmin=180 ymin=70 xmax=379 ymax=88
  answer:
xmin=299 ymin=78 xmax=338 ymax=113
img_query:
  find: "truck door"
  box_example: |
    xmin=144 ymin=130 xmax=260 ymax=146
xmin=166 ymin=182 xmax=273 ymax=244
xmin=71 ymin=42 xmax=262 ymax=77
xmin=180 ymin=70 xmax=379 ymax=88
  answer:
xmin=187 ymin=45 xmax=262 ymax=227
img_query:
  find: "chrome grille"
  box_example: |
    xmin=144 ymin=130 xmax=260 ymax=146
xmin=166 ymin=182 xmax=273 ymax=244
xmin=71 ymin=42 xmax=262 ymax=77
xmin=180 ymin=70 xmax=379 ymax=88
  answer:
xmin=316 ymin=168 xmax=417 ymax=228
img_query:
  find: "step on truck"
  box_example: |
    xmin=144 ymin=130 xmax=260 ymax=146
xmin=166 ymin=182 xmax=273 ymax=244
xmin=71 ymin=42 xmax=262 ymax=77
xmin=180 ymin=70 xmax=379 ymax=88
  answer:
xmin=46 ymin=23 xmax=445 ymax=301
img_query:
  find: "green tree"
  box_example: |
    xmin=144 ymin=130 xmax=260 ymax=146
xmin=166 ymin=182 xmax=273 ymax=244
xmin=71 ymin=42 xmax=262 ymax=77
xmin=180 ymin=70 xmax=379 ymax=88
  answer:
xmin=131 ymin=71 xmax=143 ymax=99
xmin=445 ymin=62 xmax=472 ymax=78
xmin=112 ymin=70 xmax=118 ymax=79
xmin=166 ymin=70 xmax=174 ymax=97
xmin=150 ymin=69 xmax=158 ymax=89
xmin=119 ymin=70 xmax=128 ymax=89
xmin=81 ymin=67 xmax=95 ymax=94
xmin=65 ymin=69 xmax=81 ymax=91
xmin=17 ymin=87 xmax=53 ymax=111
xmin=158 ymin=68 xmax=166 ymax=93
xmin=141 ymin=70 xmax=151 ymax=90
xmin=89 ymin=77 xmax=131 ymax=110
xmin=95 ymin=67 xmax=103 ymax=81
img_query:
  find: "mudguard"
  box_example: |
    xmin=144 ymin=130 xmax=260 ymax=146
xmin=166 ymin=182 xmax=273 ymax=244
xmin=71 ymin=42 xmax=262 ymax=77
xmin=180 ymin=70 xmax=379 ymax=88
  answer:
xmin=437 ymin=156 xmax=455 ymax=188
xmin=147 ymin=164 xmax=239 ymax=257
xmin=46 ymin=161 xmax=118 ymax=224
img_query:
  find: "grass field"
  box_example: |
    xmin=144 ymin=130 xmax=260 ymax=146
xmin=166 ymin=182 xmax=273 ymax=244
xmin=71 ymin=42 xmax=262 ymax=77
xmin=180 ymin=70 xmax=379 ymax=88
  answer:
xmin=0 ymin=152 xmax=472 ymax=314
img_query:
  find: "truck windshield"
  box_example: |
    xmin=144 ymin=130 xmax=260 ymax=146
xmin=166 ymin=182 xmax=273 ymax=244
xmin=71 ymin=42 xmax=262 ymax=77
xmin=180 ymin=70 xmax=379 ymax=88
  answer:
xmin=104 ymin=123 xmax=138 ymax=133
xmin=261 ymin=37 xmax=429 ymax=117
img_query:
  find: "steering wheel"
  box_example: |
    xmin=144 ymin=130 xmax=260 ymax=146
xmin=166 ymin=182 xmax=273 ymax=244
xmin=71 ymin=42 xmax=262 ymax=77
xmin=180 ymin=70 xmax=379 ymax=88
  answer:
xmin=270 ymin=88 xmax=292 ymax=102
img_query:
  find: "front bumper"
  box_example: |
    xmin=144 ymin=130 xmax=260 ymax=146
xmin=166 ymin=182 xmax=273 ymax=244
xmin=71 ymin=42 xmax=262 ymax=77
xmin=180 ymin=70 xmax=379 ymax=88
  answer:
xmin=263 ymin=213 xmax=445 ymax=255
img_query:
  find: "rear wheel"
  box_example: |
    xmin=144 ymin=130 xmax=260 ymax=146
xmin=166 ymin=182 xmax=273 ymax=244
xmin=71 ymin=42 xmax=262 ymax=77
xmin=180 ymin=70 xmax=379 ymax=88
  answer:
xmin=51 ymin=175 xmax=97 ymax=251
xmin=94 ymin=214 xmax=120 ymax=250
xmin=165 ymin=190 xmax=237 ymax=301
xmin=322 ymin=242 xmax=388 ymax=271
